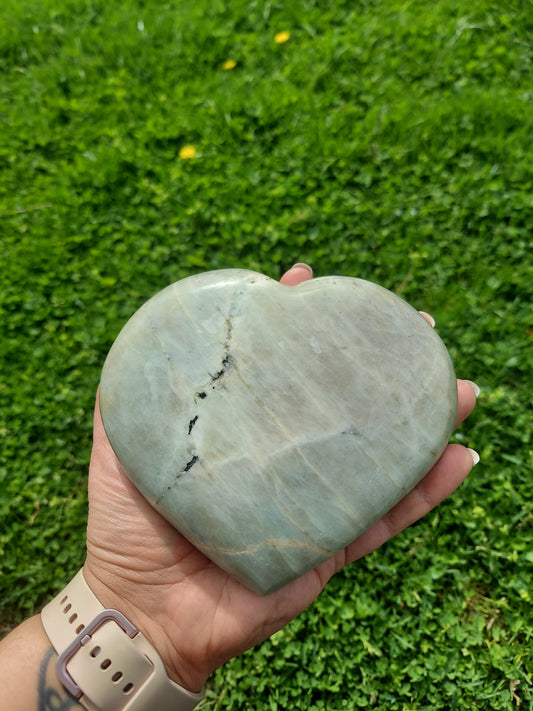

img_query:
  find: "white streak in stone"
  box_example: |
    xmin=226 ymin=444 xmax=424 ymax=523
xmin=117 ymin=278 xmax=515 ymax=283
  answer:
xmin=185 ymin=533 xmax=333 ymax=557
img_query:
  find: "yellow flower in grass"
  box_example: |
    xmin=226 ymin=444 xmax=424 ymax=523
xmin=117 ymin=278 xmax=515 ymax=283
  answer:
xmin=222 ymin=59 xmax=237 ymax=70
xmin=274 ymin=31 xmax=290 ymax=44
xmin=179 ymin=145 xmax=196 ymax=160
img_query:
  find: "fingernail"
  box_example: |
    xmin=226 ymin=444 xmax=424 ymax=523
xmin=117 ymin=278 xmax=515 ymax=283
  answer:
xmin=419 ymin=311 xmax=436 ymax=328
xmin=464 ymin=380 xmax=481 ymax=398
xmin=467 ymin=448 xmax=480 ymax=466
xmin=291 ymin=263 xmax=313 ymax=277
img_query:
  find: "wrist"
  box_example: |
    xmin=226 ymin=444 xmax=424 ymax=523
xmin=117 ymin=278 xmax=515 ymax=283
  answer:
xmin=41 ymin=568 xmax=205 ymax=710
xmin=81 ymin=562 xmax=207 ymax=693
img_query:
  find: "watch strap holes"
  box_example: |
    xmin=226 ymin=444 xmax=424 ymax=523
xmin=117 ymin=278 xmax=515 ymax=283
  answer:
xmin=90 ymin=645 xmax=101 ymax=658
xmin=100 ymin=658 xmax=112 ymax=670
xmin=59 ymin=596 xmax=84 ymax=632
xmin=109 ymin=668 xmax=135 ymax=695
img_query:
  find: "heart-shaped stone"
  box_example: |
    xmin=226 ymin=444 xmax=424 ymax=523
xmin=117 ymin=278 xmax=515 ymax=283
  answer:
xmin=99 ymin=270 xmax=457 ymax=595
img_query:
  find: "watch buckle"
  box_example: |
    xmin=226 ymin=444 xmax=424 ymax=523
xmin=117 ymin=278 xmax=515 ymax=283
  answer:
xmin=56 ymin=609 xmax=138 ymax=698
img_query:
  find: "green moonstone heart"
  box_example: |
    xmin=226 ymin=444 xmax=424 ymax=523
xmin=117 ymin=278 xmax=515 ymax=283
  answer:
xmin=99 ymin=270 xmax=457 ymax=594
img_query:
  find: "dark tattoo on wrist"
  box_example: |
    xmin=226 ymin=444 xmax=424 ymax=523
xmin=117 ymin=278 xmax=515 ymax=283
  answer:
xmin=38 ymin=647 xmax=81 ymax=710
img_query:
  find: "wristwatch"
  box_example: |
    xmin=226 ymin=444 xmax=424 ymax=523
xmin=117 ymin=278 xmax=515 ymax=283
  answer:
xmin=41 ymin=569 xmax=205 ymax=711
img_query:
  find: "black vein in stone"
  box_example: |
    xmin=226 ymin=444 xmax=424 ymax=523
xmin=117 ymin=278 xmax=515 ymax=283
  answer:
xmin=209 ymin=311 xmax=234 ymax=385
xmin=199 ymin=308 xmax=236 ymax=396
xmin=183 ymin=454 xmax=199 ymax=472
xmin=157 ymin=454 xmax=199 ymax=504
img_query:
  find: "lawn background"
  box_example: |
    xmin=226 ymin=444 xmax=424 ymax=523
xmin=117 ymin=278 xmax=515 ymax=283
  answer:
xmin=1 ymin=0 xmax=532 ymax=709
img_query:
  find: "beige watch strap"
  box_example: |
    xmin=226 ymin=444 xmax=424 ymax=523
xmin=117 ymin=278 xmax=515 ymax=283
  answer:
xmin=41 ymin=569 xmax=204 ymax=711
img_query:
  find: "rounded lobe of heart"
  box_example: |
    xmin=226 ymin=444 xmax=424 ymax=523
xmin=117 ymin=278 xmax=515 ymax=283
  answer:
xmin=99 ymin=270 xmax=457 ymax=594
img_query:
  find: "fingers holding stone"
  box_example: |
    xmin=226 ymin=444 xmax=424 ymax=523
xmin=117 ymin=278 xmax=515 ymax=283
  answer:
xmin=280 ymin=263 xmax=313 ymax=286
xmin=413 ymin=311 xmax=478 ymax=433
xmin=419 ymin=311 xmax=436 ymax=327
xmin=414 ymin=312 xmax=478 ymax=429
xmin=456 ymin=379 xmax=479 ymax=428
xmin=416 ymin=311 xmax=478 ymax=420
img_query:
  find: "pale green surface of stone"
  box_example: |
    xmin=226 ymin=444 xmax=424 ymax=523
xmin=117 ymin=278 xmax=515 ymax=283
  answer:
xmin=99 ymin=270 xmax=457 ymax=594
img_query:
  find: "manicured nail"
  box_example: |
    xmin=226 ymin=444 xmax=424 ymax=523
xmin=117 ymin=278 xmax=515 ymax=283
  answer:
xmin=467 ymin=448 xmax=480 ymax=466
xmin=464 ymin=380 xmax=481 ymax=398
xmin=419 ymin=311 xmax=436 ymax=328
xmin=291 ymin=263 xmax=313 ymax=276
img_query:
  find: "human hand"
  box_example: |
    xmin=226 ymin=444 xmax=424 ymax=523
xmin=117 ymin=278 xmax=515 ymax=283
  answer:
xmin=84 ymin=263 xmax=478 ymax=693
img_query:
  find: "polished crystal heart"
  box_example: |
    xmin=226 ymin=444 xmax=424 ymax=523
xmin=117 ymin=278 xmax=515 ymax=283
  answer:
xmin=99 ymin=270 xmax=457 ymax=594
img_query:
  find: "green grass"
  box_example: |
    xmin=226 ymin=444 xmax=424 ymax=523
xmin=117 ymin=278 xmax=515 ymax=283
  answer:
xmin=1 ymin=0 xmax=532 ymax=708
